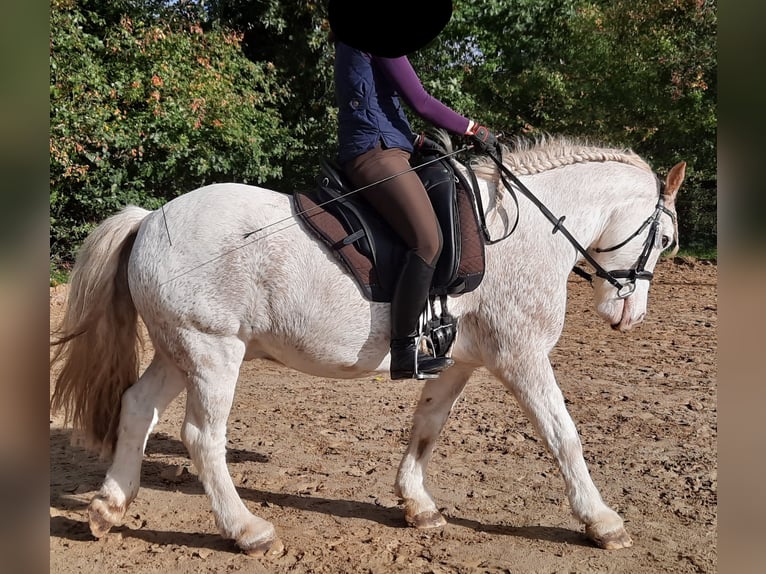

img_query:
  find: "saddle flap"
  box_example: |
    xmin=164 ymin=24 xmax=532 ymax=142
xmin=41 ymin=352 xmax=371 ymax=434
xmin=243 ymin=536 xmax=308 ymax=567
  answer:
xmin=414 ymin=151 xmax=486 ymax=295
xmin=294 ymin=191 xmax=381 ymax=300
xmin=294 ymin=171 xmax=407 ymax=301
xmin=415 ymin=153 xmax=461 ymax=292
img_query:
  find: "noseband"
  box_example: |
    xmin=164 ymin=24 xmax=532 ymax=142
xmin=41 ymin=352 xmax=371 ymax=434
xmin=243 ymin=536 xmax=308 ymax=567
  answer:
xmin=589 ymin=178 xmax=676 ymax=297
xmin=487 ymin=150 xmax=675 ymax=299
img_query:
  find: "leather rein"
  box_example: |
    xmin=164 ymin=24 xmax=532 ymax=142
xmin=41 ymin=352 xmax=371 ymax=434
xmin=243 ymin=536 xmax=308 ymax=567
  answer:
xmin=467 ymin=147 xmax=675 ymax=299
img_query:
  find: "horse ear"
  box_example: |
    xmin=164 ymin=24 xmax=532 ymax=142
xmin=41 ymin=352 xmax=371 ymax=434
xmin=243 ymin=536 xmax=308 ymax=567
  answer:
xmin=663 ymin=161 xmax=686 ymax=203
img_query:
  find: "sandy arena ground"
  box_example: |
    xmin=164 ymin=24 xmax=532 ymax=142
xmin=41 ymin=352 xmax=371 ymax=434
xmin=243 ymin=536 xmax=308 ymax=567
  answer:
xmin=50 ymin=258 xmax=717 ymax=573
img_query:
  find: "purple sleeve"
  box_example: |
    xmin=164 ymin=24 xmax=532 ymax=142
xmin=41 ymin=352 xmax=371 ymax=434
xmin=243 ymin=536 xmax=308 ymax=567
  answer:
xmin=373 ymin=55 xmax=471 ymax=135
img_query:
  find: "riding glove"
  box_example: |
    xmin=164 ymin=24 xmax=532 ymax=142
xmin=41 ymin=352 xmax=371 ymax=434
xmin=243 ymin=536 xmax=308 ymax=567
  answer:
xmin=466 ymin=122 xmax=499 ymax=154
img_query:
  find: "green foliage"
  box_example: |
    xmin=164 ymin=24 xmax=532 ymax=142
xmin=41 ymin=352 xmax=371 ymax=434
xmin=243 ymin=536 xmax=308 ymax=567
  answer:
xmin=675 ymin=246 xmax=717 ymax=261
xmin=416 ymin=0 xmax=717 ymax=251
xmin=50 ymin=0 xmax=295 ymax=265
xmin=50 ymin=262 xmax=70 ymax=287
xmin=559 ymin=0 xmax=717 ymax=251
xmin=49 ymin=0 xmax=717 ymax=271
xmin=207 ymin=0 xmax=337 ymax=190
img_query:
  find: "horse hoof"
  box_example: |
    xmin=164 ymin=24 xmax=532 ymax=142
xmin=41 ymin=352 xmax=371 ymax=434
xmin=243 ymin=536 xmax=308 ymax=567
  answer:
xmin=585 ymin=524 xmax=633 ymax=549
xmin=242 ymin=535 xmax=284 ymax=558
xmin=407 ymin=510 xmax=447 ymax=529
xmin=88 ymin=495 xmax=124 ymax=538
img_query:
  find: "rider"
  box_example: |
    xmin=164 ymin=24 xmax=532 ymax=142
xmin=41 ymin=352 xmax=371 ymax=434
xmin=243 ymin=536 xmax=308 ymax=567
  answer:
xmin=331 ymin=20 xmax=499 ymax=380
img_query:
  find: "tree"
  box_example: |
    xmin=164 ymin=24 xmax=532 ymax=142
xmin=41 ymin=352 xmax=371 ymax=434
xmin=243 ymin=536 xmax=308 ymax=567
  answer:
xmin=50 ymin=0 xmax=294 ymax=265
xmin=206 ymin=0 xmax=337 ymax=191
xmin=50 ymin=0 xmax=717 ymax=267
xmin=415 ymin=0 xmax=716 ymax=250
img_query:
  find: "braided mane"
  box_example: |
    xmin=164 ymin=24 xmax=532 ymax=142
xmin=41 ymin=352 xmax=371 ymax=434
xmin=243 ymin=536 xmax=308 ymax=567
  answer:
xmin=470 ymin=135 xmax=652 ymax=182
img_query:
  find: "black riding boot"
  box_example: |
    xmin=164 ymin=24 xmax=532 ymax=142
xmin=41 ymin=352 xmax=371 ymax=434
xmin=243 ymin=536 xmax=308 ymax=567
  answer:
xmin=390 ymin=251 xmax=454 ymax=380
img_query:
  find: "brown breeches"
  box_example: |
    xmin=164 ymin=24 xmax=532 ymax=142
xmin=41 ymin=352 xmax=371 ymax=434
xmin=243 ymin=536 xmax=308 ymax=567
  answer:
xmin=343 ymin=144 xmax=442 ymax=266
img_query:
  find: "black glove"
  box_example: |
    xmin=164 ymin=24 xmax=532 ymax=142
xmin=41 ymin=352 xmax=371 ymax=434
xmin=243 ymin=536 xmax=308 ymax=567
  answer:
xmin=468 ymin=124 xmax=499 ymax=154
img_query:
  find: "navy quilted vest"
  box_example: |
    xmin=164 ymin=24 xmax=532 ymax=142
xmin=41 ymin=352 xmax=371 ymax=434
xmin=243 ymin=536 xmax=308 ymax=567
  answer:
xmin=335 ymin=42 xmax=414 ymax=165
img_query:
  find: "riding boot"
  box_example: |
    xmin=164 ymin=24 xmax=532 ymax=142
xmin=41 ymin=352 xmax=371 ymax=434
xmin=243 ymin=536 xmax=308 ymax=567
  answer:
xmin=390 ymin=251 xmax=454 ymax=380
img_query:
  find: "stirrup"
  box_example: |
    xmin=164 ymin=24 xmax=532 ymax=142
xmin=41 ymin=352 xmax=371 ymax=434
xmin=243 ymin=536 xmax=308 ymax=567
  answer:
xmin=413 ymin=334 xmax=445 ymax=380
xmin=390 ymin=334 xmax=452 ymax=380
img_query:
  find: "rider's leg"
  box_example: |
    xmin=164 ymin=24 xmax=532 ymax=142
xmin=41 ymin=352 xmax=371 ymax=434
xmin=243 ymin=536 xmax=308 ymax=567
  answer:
xmin=345 ymin=144 xmax=454 ymax=379
xmin=387 ymin=249 xmax=454 ymax=379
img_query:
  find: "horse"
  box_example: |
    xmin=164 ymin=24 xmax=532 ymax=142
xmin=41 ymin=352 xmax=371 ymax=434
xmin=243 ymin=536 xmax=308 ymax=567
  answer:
xmin=50 ymin=135 xmax=685 ymax=556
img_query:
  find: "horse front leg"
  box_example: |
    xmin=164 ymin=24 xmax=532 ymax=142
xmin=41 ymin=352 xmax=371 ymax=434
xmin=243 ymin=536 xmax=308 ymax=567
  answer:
xmin=88 ymin=356 xmax=185 ymax=537
xmin=396 ymin=365 xmax=473 ymax=529
xmin=492 ymin=353 xmax=633 ymax=549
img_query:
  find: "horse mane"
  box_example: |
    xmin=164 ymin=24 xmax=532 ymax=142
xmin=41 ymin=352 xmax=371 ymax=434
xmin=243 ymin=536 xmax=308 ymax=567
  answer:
xmin=431 ymin=130 xmax=652 ymax=185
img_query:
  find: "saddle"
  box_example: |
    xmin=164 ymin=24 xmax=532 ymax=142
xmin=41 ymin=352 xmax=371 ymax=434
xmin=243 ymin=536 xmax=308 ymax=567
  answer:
xmin=293 ymin=146 xmax=486 ymax=304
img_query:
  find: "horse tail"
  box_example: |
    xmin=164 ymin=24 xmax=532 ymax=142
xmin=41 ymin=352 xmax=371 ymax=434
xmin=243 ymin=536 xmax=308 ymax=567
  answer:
xmin=51 ymin=205 xmax=151 ymax=459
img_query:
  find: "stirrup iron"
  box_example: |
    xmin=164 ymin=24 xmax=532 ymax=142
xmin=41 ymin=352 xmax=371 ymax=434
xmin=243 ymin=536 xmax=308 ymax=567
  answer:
xmin=412 ymin=333 xmax=441 ymax=380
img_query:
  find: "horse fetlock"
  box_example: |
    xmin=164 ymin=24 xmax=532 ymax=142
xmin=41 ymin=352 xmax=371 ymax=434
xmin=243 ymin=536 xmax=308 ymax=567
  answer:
xmin=88 ymin=495 xmax=126 ymax=538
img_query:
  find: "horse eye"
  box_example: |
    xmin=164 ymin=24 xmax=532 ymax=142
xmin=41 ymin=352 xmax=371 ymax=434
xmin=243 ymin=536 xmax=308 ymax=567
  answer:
xmin=661 ymin=235 xmax=671 ymax=249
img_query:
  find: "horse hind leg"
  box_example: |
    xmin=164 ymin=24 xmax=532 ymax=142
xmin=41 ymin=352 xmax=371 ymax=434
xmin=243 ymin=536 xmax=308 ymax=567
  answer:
xmin=492 ymin=354 xmax=633 ymax=549
xmin=180 ymin=334 xmax=283 ymax=557
xmin=88 ymin=355 xmax=186 ymax=537
xmin=396 ymin=365 xmax=473 ymax=529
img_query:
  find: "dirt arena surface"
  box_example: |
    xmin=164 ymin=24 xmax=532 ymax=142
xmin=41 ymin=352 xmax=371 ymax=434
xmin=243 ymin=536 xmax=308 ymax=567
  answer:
xmin=49 ymin=257 xmax=717 ymax=573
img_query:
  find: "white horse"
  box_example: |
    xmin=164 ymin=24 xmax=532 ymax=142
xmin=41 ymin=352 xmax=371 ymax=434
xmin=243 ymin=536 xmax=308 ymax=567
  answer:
xmin=51 ymin=136 xmax=685 ymax=556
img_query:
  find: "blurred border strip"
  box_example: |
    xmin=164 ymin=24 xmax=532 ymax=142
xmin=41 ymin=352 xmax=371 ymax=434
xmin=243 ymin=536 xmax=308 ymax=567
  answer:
xmin=718 ymin=0 xmax=766 ymax=573
xmin=0 ymin=2 xmax=51 ymax=573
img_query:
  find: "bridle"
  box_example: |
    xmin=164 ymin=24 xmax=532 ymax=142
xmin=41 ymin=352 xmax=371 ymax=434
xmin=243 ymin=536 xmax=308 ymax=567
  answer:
xmin=586 ymin=178 xmax=676 ymax=296
xmin=482 ymin=148 xmax=676 ymax=299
